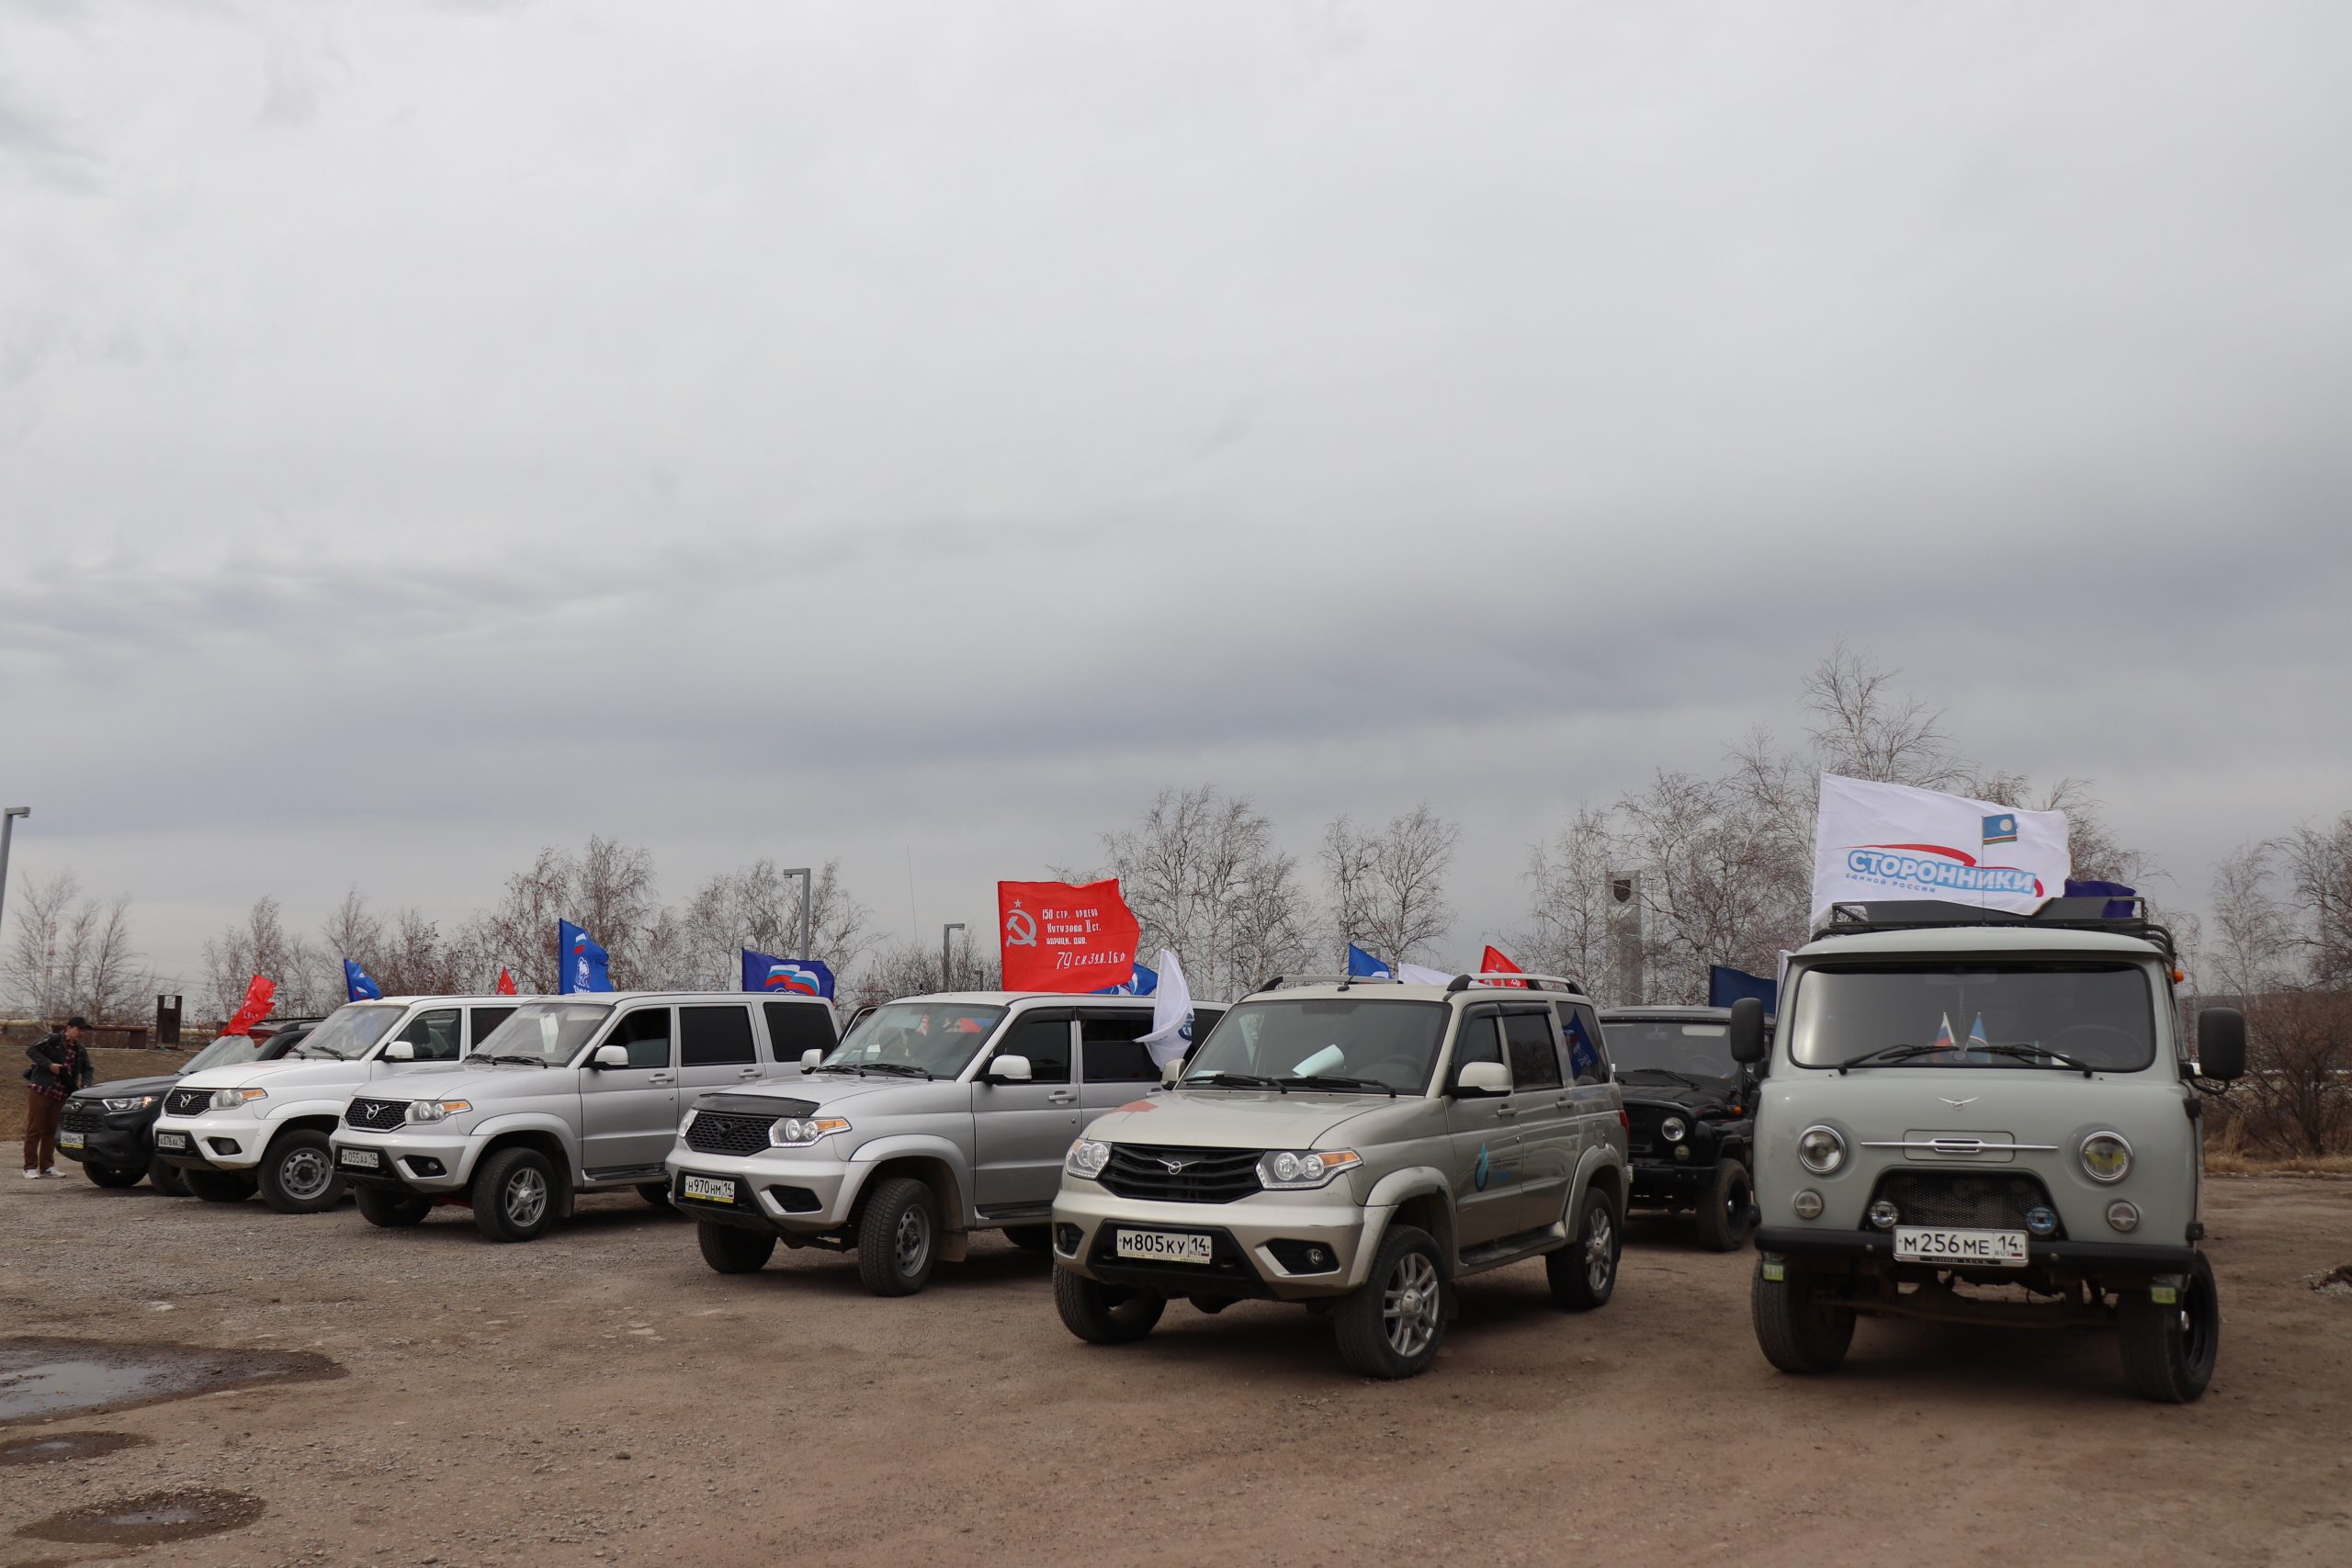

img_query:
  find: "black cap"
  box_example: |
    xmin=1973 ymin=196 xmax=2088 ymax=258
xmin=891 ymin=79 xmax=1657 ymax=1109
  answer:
xmin=64 ymin=1017 xmax=93 ymax=1032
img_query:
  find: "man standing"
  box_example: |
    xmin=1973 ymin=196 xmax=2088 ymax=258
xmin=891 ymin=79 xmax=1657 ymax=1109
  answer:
xmin=22 ymin=1016 xmax=95 ymax=1179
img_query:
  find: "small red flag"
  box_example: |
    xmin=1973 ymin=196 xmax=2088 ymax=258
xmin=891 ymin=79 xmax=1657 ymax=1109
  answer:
xmin=1479 ymin=944 xmax=1527 ymax=987
xmin=222 ymin=974 xmax=277 ymax=1036
xmin=998 ymin=879 xmax=1141 ymax=993
xmin=495 ymin=967 xmax=518 ymax=997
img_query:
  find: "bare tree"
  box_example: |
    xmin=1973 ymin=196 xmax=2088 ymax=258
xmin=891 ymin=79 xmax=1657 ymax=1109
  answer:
xmin=1614 ymin=770 xmax=1804 ymax=1006
xmin=2278 ymin=813 xmax=2352 ymax=987
xmin=466 ymin=837 xmax=664 ymax=991
xmin=1802 ymin=641 xmax=1965 ymax=788
xmin=1322 ymin=805 xmax=1458 ymax=966
xmin=673 ymin=859 xmax=875 ymax=991
xmin=1 ymin=872 xmax=152 ymax=1022
xmin=202 ymin=896 xmax=324 ymax=1018
xmin=848 ymin=933 xmax=1001 ymax=1010
xmin=1084 ymin=786 xmax=1310 ymax=998
xmin=2 ymin=870 xmax=79 ymax=1018
xmin=1519 ymin=805 xmax=1616 ymax=994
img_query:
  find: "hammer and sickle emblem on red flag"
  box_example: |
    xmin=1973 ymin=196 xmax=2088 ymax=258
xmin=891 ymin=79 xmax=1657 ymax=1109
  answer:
xmin=1004 ymin=905 xmax=1038 ymax=947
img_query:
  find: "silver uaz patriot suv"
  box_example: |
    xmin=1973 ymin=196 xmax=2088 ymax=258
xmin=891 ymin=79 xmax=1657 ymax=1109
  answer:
xmin=1737 ymin=897 xmax=2246 ymax=1403
xmin=1052 ymin=973 xmax=1629 ymax=1379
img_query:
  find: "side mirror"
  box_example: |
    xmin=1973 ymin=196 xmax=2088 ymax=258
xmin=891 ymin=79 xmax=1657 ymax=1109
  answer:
xmin=2195 ymin=1008 xmax=2246 ymax=1082
xmin=592 ymin=1043 xmax=629 ymax=1070
xmin=1160 ymin=1057 xmax=1182 ymax=1088
xmin=799 ymin=1048 xmax=823 ymax=1073
xmin=1453 ymin=1060 xmax=1510 ymax=1097
xmin=383 ymin=1041 xmax=415 ymax=1062
xmin=986 ymin=1055 xmax=1033 ymax=1084
xmin=1728 ymin=998 xmax=1768 ymax=1066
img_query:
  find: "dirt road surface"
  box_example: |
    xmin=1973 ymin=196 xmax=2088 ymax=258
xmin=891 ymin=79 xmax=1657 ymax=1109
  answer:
xmin=2 ymin=1174 xmax=2346 ymax=1567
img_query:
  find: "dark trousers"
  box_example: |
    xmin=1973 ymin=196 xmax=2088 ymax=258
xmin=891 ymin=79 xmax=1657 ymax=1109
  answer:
xmin=23 ymin=1089 xmax=64 ymax=1171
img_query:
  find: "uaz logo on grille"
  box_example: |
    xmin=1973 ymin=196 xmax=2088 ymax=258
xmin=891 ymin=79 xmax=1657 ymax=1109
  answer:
xmin=1157 ymin=1156 xmax=1198 ymax=1174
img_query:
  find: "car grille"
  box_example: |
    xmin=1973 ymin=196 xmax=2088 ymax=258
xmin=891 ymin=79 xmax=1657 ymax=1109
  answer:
xmin=1871 ymin=1171 xmax=2064 ymax=1235
xmin=1096 ymin=1145 xmax=1263 ymax=1204
xmin=685 ymin=1112 xmax=778 ymax=1157
xmin=164 ymin=1088 xmax=209 ymax=1117
xmin=344 ymin=1098 xmax=408 ymax=1133
xmin=61 ymin=1101 xmax=101 ymax=1134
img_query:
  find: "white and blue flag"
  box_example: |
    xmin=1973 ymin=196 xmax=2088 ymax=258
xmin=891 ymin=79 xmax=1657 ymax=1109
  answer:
xmin=1139 ymin=948 xmax=1193 ymax=1067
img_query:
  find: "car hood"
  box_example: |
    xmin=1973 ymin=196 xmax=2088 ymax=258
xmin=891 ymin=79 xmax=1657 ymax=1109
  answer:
xmin=367 ymin=1061 xmax=565 ymax=1102
xmin=1083 ymin=1089 xmax=1396 ymax=1150
xmin=692 ymin=1074 xmax=954 ymax=1114
xmin=1760 ymin=1065 xmax=2187 ymax=1143
xmin=1617 ymin=1077 xmax=1742 ymax=1115
xmin=172 ymin=1055 xmax=466 ymax=1096
xmin=74 ymin=1073 xmax=183 ymax=1100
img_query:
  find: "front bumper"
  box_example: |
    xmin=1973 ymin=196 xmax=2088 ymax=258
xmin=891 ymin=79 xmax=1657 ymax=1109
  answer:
xmin=664 ymin=1149 xmax=854 ymax=1234
xmin=329 ymin=1127 xmax=477 ymax=1194
xmin=151 ymin=1113 xmax=265 ymax=1172
xmin=1755 ymin=1225 xmax=2200 ymax=1276
xmin=1052 ymin=1181 xmax=1382 ymax=1301
xmin=56 ymin=1113 xmax=153 ymax=1169
xmin=1629 ymin=1157 xmax=1717 ymax=1200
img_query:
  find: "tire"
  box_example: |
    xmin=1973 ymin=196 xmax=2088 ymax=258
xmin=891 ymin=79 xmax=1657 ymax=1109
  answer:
xmin=184 ymin=1168 xmax=257 ymax=1203
xmin=354 ymin=1185 xmax=433 ymax=1228
xmin=2118 ymin=1252 xmax=2221 ymax=1404
xmin=1547 ymin=1187 xmax=1622 ymax=1310
xmin=82 ymin=1162 xmax=144 ymax=1190
xmin=471 ymin=1146 xmax=558 ymax=1243
xmin=697 ymin=1221 xmax=776 ymax=1274
xmin=637 ymin=1182 xmax=673 ymax=1208
xmin=1003 ymin=1224 xmax=1053 ymax=1253
xmin=1334 ymin=1224 xmax=1449 ymax=1379
xmin=855 ymin=1177 xmax=941 ymax=1296
xmin=147 ymin=1156 xmax=190 ymax=1197
xmin=257 ymin=1130 xmax=345 ymax=1214
xmin=1751 ymin=1261 xmax=1857 ymax=1373
xmin=1053 ymin=1266 xmax=1166 ymax=1344
xmin=1693 ymin=1159 xmax=1756 ymax=1253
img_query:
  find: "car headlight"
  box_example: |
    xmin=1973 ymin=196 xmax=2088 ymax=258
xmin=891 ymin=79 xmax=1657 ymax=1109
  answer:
xmin=1255 ymin=1149 xmax=1363 ymax=1190
xmin=1660 ymin=1116 xmax=1688 ymax=1144
xmin=102 ymin=1095 xmax=157 ymax=1112
xmin=679 ymin=1109 xmax=698 ymax=1136
xmin=1796 ymin=1124 xmax=1847 ymax=1176
xmin=2079 ymin=1130 xmax=2132 ymax=1184
xmin=1065 ymin=1139 xmax=1112 ymax=1179
xmin=210 ymin=1087 xmax=267 ymax=1111
xmin=405 ymin=1100 xmax=473 ymax=1124
xmin=769 ymin=1115 xmax=851 ymax=1147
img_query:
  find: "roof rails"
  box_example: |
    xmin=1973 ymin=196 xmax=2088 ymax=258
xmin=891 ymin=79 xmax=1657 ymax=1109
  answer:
xmin=1253 ymin=972 xmax=1588 ymax=997
xmin=1815 ymin=897 xmax=2177 ymax=961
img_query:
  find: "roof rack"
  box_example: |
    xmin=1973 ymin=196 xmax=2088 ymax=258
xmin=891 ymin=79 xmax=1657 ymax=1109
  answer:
xmin=1253 ymin=972 xmax=1587 ymax=997
xmin=1815 ymin=897 xmax=2177 ymax=961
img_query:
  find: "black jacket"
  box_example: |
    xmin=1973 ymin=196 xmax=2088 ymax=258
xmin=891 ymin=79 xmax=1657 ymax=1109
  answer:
xmin=23 ymin=1032 xmax=94 ymax=1092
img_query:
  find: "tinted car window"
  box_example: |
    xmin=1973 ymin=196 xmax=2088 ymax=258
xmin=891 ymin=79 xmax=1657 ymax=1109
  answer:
xmin=469 ymin=1007 xmax=516 ymax=1048
xmin=1081 ymin=1013 xmax=1158 ymax=1083
xmin=1504 ymin=1011 xmax=1565 ymax=1089
xmin=395 ymin=1008 xmax=463 ymax=1063
xmin=1453 ymin=1011 xmax=1505 ymax=1078
xmin=763 ymin=1001 xmax=838 ymax=1062
xmin=607 ymin=1008 xmax=673 ymax=1069
xmin=680 ymin=1005 xmax=757 ymax=1066
xmin=990 ymin=1014 xmax=1073 ymax=1085
xmin=1558 ymin=1002 xmax=1610 ymax=1085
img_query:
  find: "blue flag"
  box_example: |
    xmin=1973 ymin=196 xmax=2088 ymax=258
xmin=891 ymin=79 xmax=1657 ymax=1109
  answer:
xmin=559 ymin=919 xmax=614 ymax=994
xmin=741 ymin=949 xmax=834 ymax=999
xmin=1563 ymin=1008 xmax=1602 ymax=1082
xmin=1347 ymin=943 xmax=1392 ymax=979
xmin=1707 ymin=964 xmax=1779 ymax=1013
xmin=1092 ymin=960 xmax=1159 ymax=997
xmin=343 ymin=959 xmax=383 ymax=1002
xmin=2064 ymin=879 xmax=2139 ymax=920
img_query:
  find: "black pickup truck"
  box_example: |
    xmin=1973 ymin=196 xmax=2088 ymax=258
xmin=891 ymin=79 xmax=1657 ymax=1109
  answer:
xmin=56 ymin=1021 xmax=318 ymax=1193
xmin=1600 ymin=1006 xmax=1769 ymax=1251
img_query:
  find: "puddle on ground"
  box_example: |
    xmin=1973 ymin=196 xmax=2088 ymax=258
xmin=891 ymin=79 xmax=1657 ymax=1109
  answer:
xmin=0 ymin=1429 xmax=149 ymax=1465
xmin=0 ymin=1337 xmax=343 ymax=1426
xmin=17 ymin=1486 xmax=266 ymax=1546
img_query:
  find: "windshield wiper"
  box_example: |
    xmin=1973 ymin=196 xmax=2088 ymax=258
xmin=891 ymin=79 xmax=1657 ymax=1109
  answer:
xmin=1833 ymin=1043 xmax=1942 ymax=1074
xmin=1285 ymin=1074 xmax=1397 ymax=1098
xmin=476 ymin=1053 xmax=551 ymax=1067
xmin=853 ymin=1062 xmax=934 ymax=1078
xmin=1979 ymin=1042 xmax=2099 ymax=1077
xmin=808 ymin=1062 xmax=866 ymax=1075
xmin=1180 ymin=1071 xmax=1288 ymax=1093
xmin=1618 ymin=1066 xmax=1710 ymax=1090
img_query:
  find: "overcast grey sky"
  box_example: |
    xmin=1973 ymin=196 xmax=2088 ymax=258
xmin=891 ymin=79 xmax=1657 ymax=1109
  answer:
xmin=3 ymin=1 xmax=2348 ymax=992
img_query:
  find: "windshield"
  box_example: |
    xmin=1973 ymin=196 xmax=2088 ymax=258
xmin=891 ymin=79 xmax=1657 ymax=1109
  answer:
xmin=183 ymin=1035 xmax=266 ymax=1074
xmin=289 ymin=1005 xmax=403 ymax=1062
xmin=1182 ymin=998 xmax=1448 ymax=1093
xmin=821 ymin=1002 xmax=1007 ymax=1079
xmin=1790 ymin=964 xmax=2158 ymax=1071
xmin=474 ymin=1002 xmax=614 ymax=1066
xmin=1604 ymin=1019 xmax=1737 ymax=1080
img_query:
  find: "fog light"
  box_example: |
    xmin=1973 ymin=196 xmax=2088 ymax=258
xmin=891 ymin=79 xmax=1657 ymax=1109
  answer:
xmin=1054 ymin=1224 xmax=1083 ymax=1256
xmin=1674 ymin=1145 xmax=1690 ymax=1161
xmin=2025 ymin=1206 xmax=2058 ymax=1237
xmin=1866 ymin=1200 xmax=1899 ymax=1230
xmin=2105 ymin=1201 xmax=2141 ymax=1234
xmin=1792 ymin=1190 xmax=1825 ymax=1220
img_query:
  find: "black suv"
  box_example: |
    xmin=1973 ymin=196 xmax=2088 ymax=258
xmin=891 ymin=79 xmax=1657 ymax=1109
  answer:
xmin=1600 ymin=1006 xmax=1766 ymax=1251
xmin=57 ymin=1021 xmax=318 ymax=1193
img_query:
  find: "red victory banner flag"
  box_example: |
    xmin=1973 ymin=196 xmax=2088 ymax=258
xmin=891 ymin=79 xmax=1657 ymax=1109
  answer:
xmin=1479 ymin=944 xmax=1528 ymax=987
xmin=495 ymin=967 xmax=518 ymax=997
xmin=221 ymin=974 xmax=277 ymax=1036
xmin=998 ymin=879 xmax=1141 ymax=993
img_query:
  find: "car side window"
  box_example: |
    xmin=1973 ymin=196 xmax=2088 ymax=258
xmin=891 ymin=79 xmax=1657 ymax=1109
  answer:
xmin=763 ymin=1001 xmax=838 ymax=1063
xmin=989 ymin=1014 xmax=1072 ymax=1085
xmin=468 ymin=1006 xmax=515 ymax=1049
xmin=395 ymin=1008 xmax=463 ymax=1063
xmin=1556 ymin=1001 xmax=1610 ymax=1086
xmin=606 ymin=1008 xmax=673 ymax=1069
xmin=1080 ymin=1013 xmax=1158 ymax=1084
xmin=1503 ymin=1010 xmax=1566 ymax=1090
xmin=680 ymin=1005 xmax=757 ymax=1066
xmin=1453 ymin=1011 xmax=1506 ymax=1085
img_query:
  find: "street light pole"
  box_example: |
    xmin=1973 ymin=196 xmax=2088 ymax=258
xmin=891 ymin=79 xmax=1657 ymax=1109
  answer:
xmin=941 ymin=922 xmax=965 ymax=990
xmin=780 ymin=867 xmax=812 ymax=960
xmin=0 ymin=807 xmax=28 ymax=943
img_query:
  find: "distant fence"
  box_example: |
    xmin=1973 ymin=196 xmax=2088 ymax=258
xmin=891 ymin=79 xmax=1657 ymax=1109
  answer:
xmin=0 ymin=1020 xmax=160 ymax=1051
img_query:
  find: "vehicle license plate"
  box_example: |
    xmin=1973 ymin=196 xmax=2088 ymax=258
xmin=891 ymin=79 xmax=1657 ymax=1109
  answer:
xmin=338 ymin=1147 xmax=380 ymax=1170
xmin=155 ymin=1131 xmax=188 ymax=1150
xmin=1894 ymin=1226 xmax=2029 ymax=1268
xmin=58 ymin=1131 xmax=84 ymax=1150
xmin=682 ymin=1175 xmax=736 ymax=1204
xmin=1114 ymin=1229 xmax=1214 ymax=1265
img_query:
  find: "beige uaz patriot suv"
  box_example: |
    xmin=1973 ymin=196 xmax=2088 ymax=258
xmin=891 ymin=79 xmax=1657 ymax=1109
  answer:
xmin=1051 ymin=974 xmax=1629 ymax=1379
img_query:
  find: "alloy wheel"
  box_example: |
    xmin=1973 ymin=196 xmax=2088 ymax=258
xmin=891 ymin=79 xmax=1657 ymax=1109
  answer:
xmin=1382 ymin=1251 xmax=1441 ymax=1359
xmin=1586 ymin=1208 xmax=1615 ymax=1293
xmin=505 ymin=1168 xmax=548 ymax=1228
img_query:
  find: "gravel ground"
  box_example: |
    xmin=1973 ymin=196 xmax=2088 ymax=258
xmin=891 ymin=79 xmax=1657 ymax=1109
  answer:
xmin=2 ymin=1173 xmax=2347 ymax=1567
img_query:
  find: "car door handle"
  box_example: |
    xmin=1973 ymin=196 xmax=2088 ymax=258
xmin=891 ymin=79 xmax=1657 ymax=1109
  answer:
xmin=736 ymin=1067 xmax=760 ymax=1079
xmin=1494 ymin=1103 xmax=1520 ymax=1118
xmin=650 ymin=1074 xmax=673 ymax=1086
xmin=1046 ymin=1090 xmax=1076 ymax=1104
